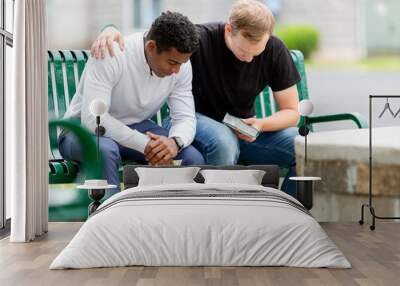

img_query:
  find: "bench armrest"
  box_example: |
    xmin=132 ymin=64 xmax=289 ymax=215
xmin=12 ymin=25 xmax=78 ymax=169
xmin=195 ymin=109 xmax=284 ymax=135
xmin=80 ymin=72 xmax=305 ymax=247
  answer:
xmin=308 ymin=112 xmax=368 ymax=129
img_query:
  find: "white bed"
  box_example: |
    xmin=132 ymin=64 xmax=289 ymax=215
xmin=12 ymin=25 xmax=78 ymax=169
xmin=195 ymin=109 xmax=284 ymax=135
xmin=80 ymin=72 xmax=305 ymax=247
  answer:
xmin=50 ymin=182 xmax=350 ymax=269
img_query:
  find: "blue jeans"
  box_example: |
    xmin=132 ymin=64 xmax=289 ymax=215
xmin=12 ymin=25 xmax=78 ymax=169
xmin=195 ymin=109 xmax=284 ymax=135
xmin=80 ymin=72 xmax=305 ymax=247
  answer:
xmin=164 ymin=113 xmax=298 ymax=197
xmin=58 ymin=119 xmax=205 ymax=197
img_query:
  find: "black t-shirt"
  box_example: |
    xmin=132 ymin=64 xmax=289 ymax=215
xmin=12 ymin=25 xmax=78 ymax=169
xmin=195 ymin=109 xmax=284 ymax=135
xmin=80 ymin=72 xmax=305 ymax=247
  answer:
xmin=191 ymin=22 xmax=301 ymax=121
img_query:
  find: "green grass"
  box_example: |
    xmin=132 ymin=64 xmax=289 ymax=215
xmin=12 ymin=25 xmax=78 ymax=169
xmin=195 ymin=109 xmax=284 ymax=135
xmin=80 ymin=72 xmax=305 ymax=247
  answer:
xmin=306 ymin=56 xmax=400 ymax=71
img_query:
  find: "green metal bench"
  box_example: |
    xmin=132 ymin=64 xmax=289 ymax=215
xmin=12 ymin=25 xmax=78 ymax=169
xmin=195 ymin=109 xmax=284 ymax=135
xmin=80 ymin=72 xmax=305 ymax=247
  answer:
xmin=48 ymin=49 xmax=368 ymax=185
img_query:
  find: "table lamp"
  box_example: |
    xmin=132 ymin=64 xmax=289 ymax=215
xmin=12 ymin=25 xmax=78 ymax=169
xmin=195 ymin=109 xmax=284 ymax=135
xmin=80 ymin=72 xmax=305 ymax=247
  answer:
xmin=77 ymin=98 xmax=116 ymax=215
xmin=89 ymin=98 xmax=108 ymax=160
xmin=298 ymin=99 xmax=314 ymax=164
xmin=289 ymin=99 xmax=320 ymax=210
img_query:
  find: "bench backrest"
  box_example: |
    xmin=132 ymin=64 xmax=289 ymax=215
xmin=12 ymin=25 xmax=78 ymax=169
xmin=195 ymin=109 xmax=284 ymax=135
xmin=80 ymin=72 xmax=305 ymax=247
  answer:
xmin=48 ymin=50 xmax=309 ymax=159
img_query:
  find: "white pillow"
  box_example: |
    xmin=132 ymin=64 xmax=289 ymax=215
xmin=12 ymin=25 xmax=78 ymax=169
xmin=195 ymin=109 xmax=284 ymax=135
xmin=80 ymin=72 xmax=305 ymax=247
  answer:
xmin=135 ymin=167 xmax=201 ymax=186
xmin=200 ymin=169 xmax=266 ymax=185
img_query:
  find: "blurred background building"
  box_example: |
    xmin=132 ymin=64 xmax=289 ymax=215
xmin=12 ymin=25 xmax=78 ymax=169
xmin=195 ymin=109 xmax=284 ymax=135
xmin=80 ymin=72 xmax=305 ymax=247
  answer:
xmin=47 ymin=0 xmax=235 ymax=50
xmin=280 ymin=0 xmax=400 ymax=60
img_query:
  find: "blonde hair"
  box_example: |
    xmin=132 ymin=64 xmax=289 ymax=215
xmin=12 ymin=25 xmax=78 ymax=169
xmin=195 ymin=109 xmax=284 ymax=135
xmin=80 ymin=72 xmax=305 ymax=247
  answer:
xmin=229 ymin=0 xmax=275 ymax=42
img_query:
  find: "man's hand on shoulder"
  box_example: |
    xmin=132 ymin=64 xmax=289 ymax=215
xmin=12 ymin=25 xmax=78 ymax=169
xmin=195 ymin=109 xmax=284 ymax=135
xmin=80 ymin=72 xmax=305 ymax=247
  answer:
xmin=144 ymin=132 xmax=179 ymax=166
xmin=91 ymin=26 xmax=125 ymax=60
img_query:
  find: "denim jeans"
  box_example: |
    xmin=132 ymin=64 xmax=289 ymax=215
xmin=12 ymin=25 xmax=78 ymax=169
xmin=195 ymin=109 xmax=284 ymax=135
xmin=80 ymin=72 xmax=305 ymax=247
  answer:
xmin=164 ymin=113 xmax=298 ymax=197
xmin=58 ymin=119 xmax=205 ymax=197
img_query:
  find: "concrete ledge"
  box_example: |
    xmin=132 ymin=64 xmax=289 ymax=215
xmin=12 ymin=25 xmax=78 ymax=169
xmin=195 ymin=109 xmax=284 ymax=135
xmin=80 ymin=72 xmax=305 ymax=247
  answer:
xmin=295 ymin=126 xmax=400 ymax=197
xmin=295 ymin=158 xmax=400 ymax=196
xmin=295 ymin=126 xmax=400 ymax=165
xmin=311 ymin=190 xmax=400 ymax=222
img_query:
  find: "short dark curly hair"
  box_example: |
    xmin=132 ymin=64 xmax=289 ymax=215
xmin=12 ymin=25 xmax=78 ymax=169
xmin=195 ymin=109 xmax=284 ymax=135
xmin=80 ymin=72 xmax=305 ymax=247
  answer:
xmin=146 ymin=11 xmax=199 ymax=54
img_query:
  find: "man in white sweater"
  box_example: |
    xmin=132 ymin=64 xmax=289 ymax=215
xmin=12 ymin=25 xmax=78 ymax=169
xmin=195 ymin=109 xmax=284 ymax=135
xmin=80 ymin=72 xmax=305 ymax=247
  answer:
xmin=59 ymin=12 xmax=204 ymax=194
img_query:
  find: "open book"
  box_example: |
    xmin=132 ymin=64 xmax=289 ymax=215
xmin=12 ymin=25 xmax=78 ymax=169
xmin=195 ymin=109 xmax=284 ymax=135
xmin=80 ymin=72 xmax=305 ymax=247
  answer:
xmin=223 ymin=113 xmax=260 ymax=139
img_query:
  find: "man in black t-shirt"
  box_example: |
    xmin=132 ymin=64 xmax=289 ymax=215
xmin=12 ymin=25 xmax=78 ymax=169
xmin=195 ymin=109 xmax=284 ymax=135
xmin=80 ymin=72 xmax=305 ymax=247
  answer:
xmin=90 ymin=0 xmax=301 ymax=197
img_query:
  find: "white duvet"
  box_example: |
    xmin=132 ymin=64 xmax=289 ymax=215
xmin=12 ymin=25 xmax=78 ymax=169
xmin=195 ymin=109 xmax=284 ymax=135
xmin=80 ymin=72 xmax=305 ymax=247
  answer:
xmin=50 ymin=183 xmax=351 ymax=269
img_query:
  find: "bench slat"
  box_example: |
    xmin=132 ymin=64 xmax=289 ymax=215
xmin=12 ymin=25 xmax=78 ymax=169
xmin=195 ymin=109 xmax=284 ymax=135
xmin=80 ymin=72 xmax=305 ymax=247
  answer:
xmin=71 ymin=50 xmax=88 ymax=80
xmin=48 ymin=56 xmax=57 ymax=160
xmin=160 ymin=104 xmax=169 ymax=125
xmin=50 ymin=51 xmax=68 ymax=119
xmin=262 ymin=88 xmax=272 ymax=117
xmin=48 ymin=53 xmax=59 ymax=160
xmin=61 ymin=50 xmax=78 ymax=103
xmin=255 ymin=93 xmax=263 ymax=118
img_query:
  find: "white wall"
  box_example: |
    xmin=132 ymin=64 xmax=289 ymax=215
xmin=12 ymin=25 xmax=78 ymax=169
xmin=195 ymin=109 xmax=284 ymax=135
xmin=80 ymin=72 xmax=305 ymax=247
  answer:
xmin=47 ymin=0 xmax=91 ymax=49
xmin=87 ymin=0 xmax=124 ymax=41
xmin=47 ymin=0 xmax=236 ymax=49
xmin=161 ymin=0 xmax=235 ymax=24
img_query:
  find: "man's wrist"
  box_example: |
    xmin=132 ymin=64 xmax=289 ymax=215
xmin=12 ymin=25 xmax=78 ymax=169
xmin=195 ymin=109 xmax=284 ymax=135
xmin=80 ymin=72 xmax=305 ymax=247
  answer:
xmin=171 ymin=136 xmax=184 ymax=152
xmin=255 ymin=118 xmax=266 ymax=132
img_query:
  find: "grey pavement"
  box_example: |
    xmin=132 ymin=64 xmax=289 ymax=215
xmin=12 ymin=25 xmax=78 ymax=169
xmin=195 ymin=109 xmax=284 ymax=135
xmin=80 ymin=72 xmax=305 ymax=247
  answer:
xmin=306 ymin=68 xmax=400 ymax=132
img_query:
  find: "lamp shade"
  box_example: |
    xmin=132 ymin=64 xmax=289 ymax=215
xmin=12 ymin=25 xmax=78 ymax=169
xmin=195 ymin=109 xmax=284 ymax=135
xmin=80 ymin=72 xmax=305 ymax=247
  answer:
xmin=298 ymin=99 xmax=314 ymax=116
xmin=89 ymin=98 xmax=108 ymax=116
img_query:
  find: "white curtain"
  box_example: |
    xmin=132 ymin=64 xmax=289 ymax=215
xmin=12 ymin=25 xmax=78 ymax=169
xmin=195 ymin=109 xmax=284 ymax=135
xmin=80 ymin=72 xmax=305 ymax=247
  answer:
xmin=8 ymin=0 xmax=48 ymax=242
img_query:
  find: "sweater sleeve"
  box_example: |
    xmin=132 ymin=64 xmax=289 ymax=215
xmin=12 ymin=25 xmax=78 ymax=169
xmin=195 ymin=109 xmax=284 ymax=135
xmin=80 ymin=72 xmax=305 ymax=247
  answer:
xmin=80 ymin=46 xmax=150 ymax=153
xmin=166 ymin=61 xmax=196 ymax=147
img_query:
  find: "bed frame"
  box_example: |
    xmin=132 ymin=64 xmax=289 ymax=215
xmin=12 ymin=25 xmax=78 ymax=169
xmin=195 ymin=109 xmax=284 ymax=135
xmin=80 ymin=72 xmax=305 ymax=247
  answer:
xmin=123 ymin=165 xmax=278 ymax=189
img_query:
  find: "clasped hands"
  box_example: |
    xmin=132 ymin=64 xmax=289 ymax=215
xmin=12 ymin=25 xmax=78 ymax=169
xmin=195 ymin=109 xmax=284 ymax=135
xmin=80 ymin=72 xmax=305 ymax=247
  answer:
xmin=144 ymin=132 xmax=179 ymax=166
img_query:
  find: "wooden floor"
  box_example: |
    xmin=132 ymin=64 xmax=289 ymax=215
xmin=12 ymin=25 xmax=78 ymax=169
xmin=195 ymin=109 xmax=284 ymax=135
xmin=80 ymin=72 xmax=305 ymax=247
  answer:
xmin=0 ymin=222 xmax=399 ymax=286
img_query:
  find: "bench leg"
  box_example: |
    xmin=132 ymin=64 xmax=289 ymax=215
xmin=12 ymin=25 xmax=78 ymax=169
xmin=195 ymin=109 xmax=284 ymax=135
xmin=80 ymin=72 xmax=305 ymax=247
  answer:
xmin=88 ymin=189 xmax=105 ymax=216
